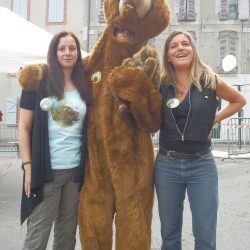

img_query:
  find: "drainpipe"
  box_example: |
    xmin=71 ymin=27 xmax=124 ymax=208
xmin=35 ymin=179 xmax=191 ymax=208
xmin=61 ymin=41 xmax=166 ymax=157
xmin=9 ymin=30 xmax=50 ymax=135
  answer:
xmin=86 ymin=0 xmax=91 ymax=52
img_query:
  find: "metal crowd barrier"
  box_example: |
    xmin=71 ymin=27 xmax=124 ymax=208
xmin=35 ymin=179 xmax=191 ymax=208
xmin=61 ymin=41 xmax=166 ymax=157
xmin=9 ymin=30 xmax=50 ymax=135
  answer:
xmin=0 ymin=124 xmax=19 ymax=154
xmin=225 ymin=117 xmax=250 ymax=159
xmin=152 ymin=117 xmax=250 ymax=159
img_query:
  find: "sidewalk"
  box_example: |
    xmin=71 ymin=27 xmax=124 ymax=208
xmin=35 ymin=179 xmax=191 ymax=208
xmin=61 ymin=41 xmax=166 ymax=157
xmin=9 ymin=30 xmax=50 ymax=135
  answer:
xmin=0 ymin=153 xmax=250 ymax=250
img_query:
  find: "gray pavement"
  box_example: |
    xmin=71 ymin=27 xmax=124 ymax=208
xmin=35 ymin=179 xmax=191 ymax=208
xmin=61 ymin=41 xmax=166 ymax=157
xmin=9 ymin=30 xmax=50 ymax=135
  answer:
xmin=0 ymin=153 xmax=250 ymax=250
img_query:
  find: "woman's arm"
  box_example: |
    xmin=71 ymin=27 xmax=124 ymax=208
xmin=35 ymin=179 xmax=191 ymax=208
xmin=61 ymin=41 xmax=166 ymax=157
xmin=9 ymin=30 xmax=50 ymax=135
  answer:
xmin=214 ymin=80 xmax=246 ymax=125
xmin=19 ymin=108 xmax=34 ymax=198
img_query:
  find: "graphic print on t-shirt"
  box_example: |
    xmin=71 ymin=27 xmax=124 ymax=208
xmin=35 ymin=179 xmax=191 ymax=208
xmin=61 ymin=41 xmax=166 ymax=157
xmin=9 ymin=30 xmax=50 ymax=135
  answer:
xmin=50 ymin=99 xmax=80 ymax=127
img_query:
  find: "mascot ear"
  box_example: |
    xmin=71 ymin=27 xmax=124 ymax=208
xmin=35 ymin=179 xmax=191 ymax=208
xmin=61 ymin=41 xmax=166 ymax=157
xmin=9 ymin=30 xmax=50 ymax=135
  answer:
xmin=19 ymin=64 xmax=47 ymax=91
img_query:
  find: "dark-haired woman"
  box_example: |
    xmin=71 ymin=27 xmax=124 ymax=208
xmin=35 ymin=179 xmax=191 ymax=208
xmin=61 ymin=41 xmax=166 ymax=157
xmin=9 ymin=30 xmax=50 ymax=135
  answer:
xmin=19 ymin=31 xmax=91 ymax=250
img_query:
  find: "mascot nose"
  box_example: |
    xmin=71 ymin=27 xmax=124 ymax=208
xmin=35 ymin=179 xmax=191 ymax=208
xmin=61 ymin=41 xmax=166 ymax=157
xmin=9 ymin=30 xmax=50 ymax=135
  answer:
xmin=119 ymin=0 xmax=152 ymax=18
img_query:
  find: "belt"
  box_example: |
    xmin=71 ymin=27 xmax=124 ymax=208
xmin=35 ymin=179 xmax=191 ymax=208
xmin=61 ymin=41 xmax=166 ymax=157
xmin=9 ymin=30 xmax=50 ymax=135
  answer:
xmin=159 ymin=147 xmax=211 ymax=160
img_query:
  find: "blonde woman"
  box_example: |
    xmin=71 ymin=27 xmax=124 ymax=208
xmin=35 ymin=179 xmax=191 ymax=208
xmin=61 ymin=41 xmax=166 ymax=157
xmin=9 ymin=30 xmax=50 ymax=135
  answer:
xmin=154 ymin=30 xmax=246 ymax=250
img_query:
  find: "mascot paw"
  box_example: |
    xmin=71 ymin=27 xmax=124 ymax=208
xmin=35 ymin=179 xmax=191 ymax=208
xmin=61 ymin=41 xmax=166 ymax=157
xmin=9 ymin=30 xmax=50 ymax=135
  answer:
xmin=122 ymin=45 xmax=161 ymax=89
xmin=19 ymin=64 xmax=47 ymax=91
xmin=118 ymin=46 xmax=160 ymax=113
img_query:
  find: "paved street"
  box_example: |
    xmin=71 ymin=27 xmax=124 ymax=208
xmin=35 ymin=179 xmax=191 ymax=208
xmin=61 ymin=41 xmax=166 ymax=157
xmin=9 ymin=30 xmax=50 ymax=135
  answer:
xmin=0 ymin=153 xmax=250 ymax=250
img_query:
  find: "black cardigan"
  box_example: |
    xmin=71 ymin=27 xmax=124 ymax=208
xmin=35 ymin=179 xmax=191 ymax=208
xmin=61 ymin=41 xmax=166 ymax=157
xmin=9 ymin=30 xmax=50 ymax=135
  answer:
xmin=20 ymin=85 xmax=88 ymax=225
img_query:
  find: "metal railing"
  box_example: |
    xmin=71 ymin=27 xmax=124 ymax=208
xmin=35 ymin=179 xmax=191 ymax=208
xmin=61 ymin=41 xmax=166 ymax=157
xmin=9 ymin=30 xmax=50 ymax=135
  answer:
xmin=1 ymin=119 xmax=249 ymax=158
xmin=225 ymin=117 xmax=250 ymax=158
xmin=152 ymin=117 xmax=250 ymax=159
xmin=0 ymin=124 xmax=18 ymax=154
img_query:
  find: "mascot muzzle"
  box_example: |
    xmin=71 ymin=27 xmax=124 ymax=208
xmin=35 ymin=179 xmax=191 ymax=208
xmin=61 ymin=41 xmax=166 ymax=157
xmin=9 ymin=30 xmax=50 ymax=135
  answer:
xmin=119 ymin=0 xmax=152 ymax=18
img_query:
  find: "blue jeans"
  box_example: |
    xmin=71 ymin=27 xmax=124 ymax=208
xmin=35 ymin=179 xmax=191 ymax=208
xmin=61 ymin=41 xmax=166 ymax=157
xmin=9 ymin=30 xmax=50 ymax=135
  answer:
xmin=154 ymin=152 xmax=218 ymax=250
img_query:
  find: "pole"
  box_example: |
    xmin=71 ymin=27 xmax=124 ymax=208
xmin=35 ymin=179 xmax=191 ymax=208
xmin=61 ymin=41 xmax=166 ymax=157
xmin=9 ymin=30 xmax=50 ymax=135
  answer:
xmin=237 ymin=85 xmax=242 ymax=149
xmin=86 ymin=0 xmax=91 ymax=52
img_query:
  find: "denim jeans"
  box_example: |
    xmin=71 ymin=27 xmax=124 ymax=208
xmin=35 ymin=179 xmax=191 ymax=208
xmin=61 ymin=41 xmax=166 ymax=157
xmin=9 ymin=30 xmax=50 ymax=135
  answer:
xmin=154 ymin=152 xmax=218 ymax=250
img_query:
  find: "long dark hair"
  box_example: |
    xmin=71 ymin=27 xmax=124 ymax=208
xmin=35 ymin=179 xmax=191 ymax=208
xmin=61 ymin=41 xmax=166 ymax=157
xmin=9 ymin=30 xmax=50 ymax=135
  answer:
xmin=45 ymin=31 xmax=91 ymax=104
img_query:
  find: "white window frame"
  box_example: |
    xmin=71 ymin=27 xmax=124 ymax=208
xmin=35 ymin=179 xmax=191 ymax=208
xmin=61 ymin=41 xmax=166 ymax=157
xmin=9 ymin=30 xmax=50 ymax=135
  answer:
xmin=47 ymin=0 xmax=66 ymax=23
xmin=12 ymin=0 xmax=29 ymax=19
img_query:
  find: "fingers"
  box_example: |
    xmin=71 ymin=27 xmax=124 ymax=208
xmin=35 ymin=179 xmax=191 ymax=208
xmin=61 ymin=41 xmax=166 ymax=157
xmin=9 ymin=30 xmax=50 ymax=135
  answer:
xmin=24 ymin=166 xmax=31 ymax=198
xmin=24 ymin=173 xmax=31 ymax=198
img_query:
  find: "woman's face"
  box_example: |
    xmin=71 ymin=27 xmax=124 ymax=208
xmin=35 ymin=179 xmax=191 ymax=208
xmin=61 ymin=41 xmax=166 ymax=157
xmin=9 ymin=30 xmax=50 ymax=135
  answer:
xmin=167 ymin=34 xmax=193 ymax=70
xmin=56 ymin=35 xmax=78 ymax=70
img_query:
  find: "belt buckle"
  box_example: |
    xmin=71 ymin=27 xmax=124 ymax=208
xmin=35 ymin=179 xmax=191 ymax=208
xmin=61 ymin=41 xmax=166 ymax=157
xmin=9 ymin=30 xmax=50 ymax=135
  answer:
xmin=167 ymin=150 xmax=176 ymax=160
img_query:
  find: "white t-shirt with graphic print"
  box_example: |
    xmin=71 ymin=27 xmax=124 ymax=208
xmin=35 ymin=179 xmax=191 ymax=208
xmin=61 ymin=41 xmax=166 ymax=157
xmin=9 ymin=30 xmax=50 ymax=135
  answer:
xmin=48 ymin=89 xmax=87 ymax=170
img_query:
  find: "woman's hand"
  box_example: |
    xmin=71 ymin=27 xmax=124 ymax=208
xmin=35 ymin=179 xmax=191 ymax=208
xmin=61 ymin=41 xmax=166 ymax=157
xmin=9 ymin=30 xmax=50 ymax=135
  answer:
xmin=24 ymin=164 xmax=31 ymax=198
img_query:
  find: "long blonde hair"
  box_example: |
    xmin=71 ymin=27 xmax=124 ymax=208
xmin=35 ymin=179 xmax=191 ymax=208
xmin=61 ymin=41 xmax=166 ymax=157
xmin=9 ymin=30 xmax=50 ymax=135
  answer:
xmin=162 ymin=30 xmax=218 ymax=90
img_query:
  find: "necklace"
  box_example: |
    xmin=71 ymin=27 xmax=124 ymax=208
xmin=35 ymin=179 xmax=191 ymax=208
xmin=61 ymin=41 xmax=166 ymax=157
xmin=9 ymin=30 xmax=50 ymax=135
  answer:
xmin=175 ymin=84 xmax=191 ymax=98
xmin=170 ymin=89 xmax=191 ymax=141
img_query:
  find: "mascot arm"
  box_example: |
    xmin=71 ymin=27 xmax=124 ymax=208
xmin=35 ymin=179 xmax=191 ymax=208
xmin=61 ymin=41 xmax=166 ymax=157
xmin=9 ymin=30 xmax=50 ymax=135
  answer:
xmin=19 ymin=64 xmax=48 ymax=91
xmin=18 ymin=57 xmax=88 ymax=91
xmin=109 ymin=66 xmax=162 ymax=133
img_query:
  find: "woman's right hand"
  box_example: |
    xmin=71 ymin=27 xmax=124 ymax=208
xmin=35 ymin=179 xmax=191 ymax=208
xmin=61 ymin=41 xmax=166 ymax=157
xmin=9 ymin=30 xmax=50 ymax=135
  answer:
xmin=24 ymin=164 xmax=31 ymax=198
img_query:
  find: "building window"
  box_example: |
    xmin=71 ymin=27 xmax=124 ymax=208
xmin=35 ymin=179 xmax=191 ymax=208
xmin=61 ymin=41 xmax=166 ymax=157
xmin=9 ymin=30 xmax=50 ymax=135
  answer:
xmin=98 ymin=0 xmax=105 ymax=23
xmin=47 ymin=0 xmax=66 ymax=23
xmin=178 ymin=0 xmax=196 ymax=21
xmin=148 ymin=38 xmax=156 ymax=47
xmin=219 ymin=0 xmax=238 ymax=20
xmin=5 ymin=97 xmax=19 ymax=125
xmin=218 ymin=30 xmax=238 ymax=73
xmin=12 ymin=0 xmax=29 ymax=19
xmin=187 ymin=30 xmax=196 ymax=41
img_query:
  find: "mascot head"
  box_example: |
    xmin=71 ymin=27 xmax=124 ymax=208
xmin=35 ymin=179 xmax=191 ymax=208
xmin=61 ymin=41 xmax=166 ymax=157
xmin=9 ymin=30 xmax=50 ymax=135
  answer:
xmin=101 ymin=0 xmax=171 ymax=54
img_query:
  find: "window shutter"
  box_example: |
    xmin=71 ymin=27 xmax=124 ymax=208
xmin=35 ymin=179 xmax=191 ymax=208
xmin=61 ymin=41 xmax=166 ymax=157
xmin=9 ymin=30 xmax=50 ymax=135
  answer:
xmin=13 ymin=0 xmax=28 ymax=19
xmin=98 ymin=0 xmax=105 ymax=23
xmin=5 ymin=98 xmax=17 ymax=125
xmin=228 ymin=31 xmax=238 ymax=73
xmin=187 ymin=0 xmax=196 ymax=21
xmin=178 ymin=0 xmax=187 ymax=21
xmin=219 ymin=31 xmax=228 ymax=72
xmin=48 ymin=0 xmax=65 ymax=23
xmin=219 ymin=31 xmax=238 ymax=73
xmin=220 ymin=0 xmax=228 ymax=20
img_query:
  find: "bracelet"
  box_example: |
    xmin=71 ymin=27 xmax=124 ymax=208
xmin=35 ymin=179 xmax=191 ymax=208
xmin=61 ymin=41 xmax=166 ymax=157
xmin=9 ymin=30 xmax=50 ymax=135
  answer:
xmin=23 ymin=161 xmax=31 ymax=166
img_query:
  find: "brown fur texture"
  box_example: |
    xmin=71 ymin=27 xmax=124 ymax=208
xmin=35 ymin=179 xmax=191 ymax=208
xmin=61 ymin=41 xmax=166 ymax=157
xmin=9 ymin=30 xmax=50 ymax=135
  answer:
xmin=19 ymin=64 xmax=47 ymax=91
xmin=119 ymin=45 xmax=161 ymax=112
xmin=19 ymin=1 xmax=171 ymax=249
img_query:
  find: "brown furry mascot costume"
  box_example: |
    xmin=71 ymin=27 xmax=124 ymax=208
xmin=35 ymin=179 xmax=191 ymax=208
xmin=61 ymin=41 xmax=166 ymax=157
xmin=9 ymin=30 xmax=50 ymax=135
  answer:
xmin=19 ymin=0 xmax=171 ymax=249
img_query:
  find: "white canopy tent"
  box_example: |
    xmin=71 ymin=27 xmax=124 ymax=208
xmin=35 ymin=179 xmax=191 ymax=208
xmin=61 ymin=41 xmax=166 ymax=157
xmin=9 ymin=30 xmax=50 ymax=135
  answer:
xmin=0 ymin=7 xmax=88 ymax=73
xmin=0 ymin=7 xmax=54 ymax=73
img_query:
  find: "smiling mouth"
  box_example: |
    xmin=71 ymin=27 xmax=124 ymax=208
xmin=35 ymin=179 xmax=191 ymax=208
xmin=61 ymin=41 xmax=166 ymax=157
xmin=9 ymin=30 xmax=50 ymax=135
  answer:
xmin=176 ymin=54 xmax=187 ymax=58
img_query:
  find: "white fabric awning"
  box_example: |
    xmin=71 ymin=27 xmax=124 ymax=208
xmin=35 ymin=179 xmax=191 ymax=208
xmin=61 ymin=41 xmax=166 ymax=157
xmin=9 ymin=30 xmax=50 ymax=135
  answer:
xmin=0 ymin=7 xmax=52 ymax=73
xmin=0 ymin=7 xmax=54 ymax=73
